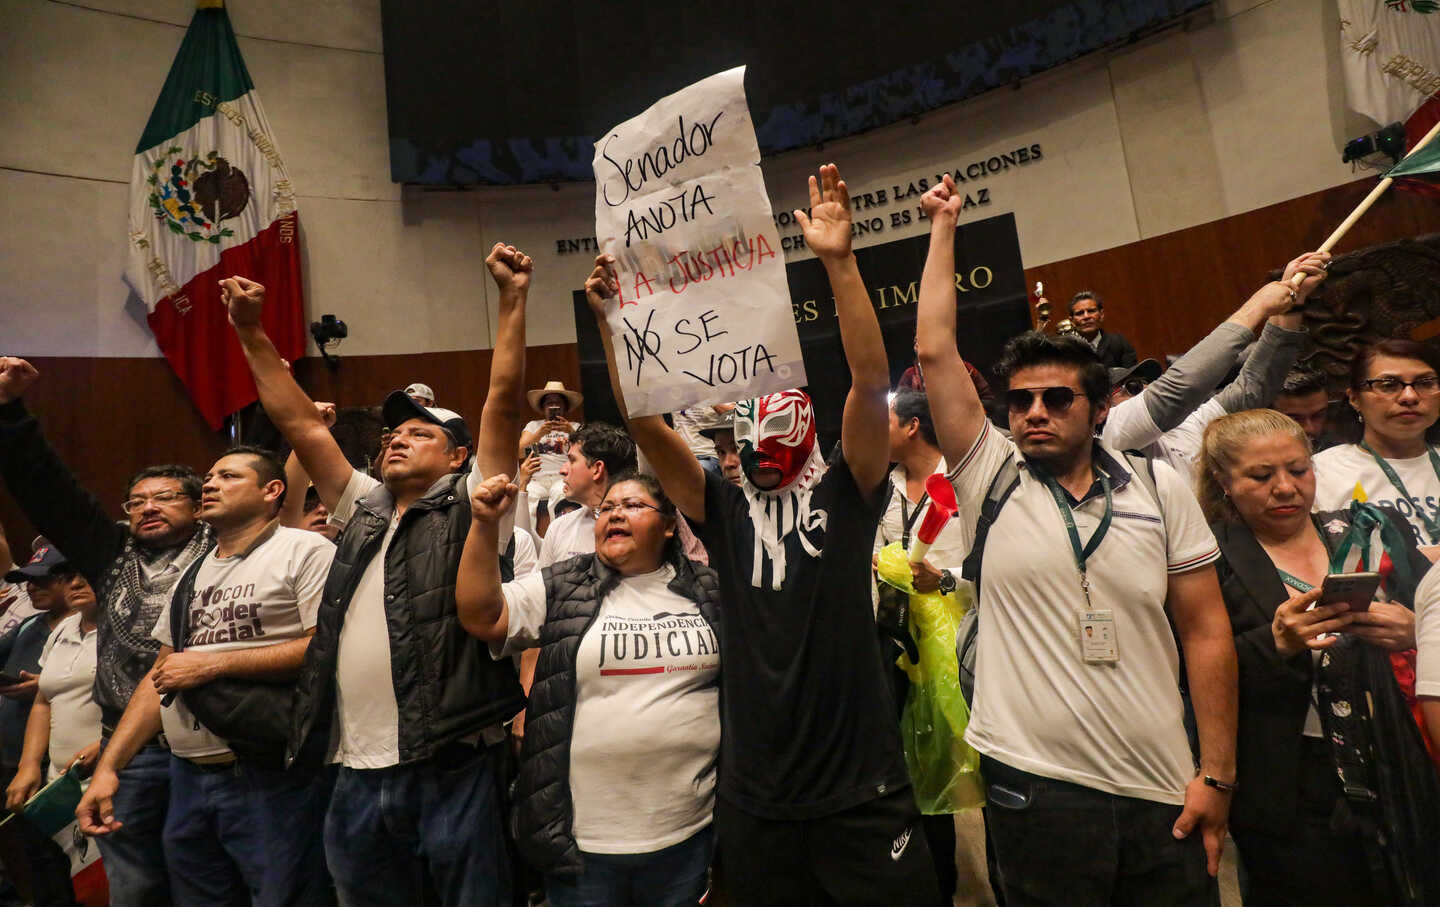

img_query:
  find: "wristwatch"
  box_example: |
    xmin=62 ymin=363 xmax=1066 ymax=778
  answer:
xmin=938 ymin=569 xmax=957 ymax=595
xmin=1203 ymin=775 xmax=1239 ymax=793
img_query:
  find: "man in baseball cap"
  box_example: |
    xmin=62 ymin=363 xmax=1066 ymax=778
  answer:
xmin=383 ymin=390 xmax=472 ymax=452
xmin=404 ymin=383 xmax=435 ymax=407
xmin=1107 ymin=358 xmax=1163 ymax=405
xmin=3 ymin=544 xmax=70 ymax=584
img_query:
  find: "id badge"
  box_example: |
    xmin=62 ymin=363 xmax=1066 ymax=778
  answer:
xmin=1078 ymin=609 xmax=1119 ymax=664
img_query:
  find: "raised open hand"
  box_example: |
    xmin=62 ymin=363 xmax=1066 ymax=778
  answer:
xmin=794 ymin=163 xmax=853 ymax=261
xmin=486 ymin=243 xmax=534 ymax=293
xmin=219 ymin=276 xmax=266 ymax=328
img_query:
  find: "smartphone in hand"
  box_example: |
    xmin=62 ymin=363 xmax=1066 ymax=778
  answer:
xmin=1318 ymin=571 xmax=1381 ymax=613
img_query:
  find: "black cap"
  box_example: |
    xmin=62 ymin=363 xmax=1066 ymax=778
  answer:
xmin=1109 ymin=358 xmax=1162 ymax=389
xmin=382 ymin=390 xmax=472 ymax=450
xmin=4 ymin=544 xmax=70 ymax=584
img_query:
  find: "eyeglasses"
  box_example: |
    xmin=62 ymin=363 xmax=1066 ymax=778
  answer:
xmin=1358 ymin=376 xmax=1440 ymax=397
xmin=1004 ymin=386 xmax=1081 ymax=415
xmin=1119 ymin=378 xmax=1149 ymax=397
xmin=121 ymin=490 xmax=191 ymax=514
xmin=594 ymin=500 xmax=663 ymax=519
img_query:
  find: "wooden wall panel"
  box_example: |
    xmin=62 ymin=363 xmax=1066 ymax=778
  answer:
xmin=5 ymin=175 xmax=1439 ymax=559
xmin=1025 ymin=179 xmax=1440 ymax=362
xmin=0 ymin=343 xmax=582 ymax=558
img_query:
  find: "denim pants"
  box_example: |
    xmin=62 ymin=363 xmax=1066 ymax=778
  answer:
xmin=543 ymin=825 xmax=713 ymax=907
xmin=163 ymin=756 xmax=332 ymax=907
xmin=94 ymin=742 xmax=172 ymax=907
xmin=981 ymin=757 xmax=1217 ymax=907
xmin=323 ymin=742 xmax=510 ymax=907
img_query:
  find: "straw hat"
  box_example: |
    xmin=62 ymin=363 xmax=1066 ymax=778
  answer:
xmin=526 ymin=380 xmax=583 ymax=414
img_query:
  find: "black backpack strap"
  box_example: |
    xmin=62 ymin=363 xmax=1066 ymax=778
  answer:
xmin=959 ymin=454 xmax=1021 ymax=604
xmin=168 ymin=556 xmax=206 ymax=656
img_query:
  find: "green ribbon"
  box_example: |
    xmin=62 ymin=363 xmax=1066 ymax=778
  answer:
xmin=1035 ymin=467 xmax=1113 ymax=604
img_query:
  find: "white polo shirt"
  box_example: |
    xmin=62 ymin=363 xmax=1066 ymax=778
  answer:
xmin=950 ymin=420 xmax=1220 ymax=805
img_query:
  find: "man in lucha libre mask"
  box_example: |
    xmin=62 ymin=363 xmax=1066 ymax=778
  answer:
xmin=581 ymin=164 xmax=940 ymax=905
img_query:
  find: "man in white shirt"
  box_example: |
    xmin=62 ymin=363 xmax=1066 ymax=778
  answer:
xmin=80 ymin=446 xmax=335 ymax=905
xmin=917 ymin=175 xmax=1238 ymax=904
xmin=214 ymin=246 xmax=533 ymax=905
xmin=538 ymin=422 xmax=637 ymax=570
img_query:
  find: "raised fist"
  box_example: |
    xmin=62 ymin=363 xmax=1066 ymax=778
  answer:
xmin=920 ymin=174 xmax=964 ymax=221
xmin=584 ymin=253 xmax=620 ymax=316
xmin=486 ymin=244 xmax=534 ymax=293
xmin=314 ymin=401 xmax=338 ymax=428
xmin=218 ymin=276 xmax=266 ymax=328
xmin=0 ymin=358 xmax=39 ymax=405
xmin=469 ymin=473 xmax=518 ymax=523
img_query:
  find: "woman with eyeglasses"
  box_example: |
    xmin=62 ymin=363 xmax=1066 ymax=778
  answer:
xmin=1313 ymin=339 xmax=1440 ymax=559
xmin=455 ymin=469 xmax=721 ymax=907
xmin=1200 ymin=408 xmax=1440 ymax=905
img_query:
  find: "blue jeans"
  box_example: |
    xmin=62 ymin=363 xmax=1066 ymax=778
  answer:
xmin=544 ymin=826 xmax=713 ymax=907
xmin=323 ymin=742 xmax=510 ymax=907
xmin=163 ymin=756 xmax=332 ymax=907
xmin=94 ymin=742 xmax=171 ymax=907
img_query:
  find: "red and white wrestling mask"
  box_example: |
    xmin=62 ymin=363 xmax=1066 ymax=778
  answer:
xmin=734 ymin=391 xmax=817 ymax=490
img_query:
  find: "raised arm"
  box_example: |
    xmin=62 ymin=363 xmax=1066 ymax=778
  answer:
xmin=456 ymin=474 xmax=518 ymax=643
xmin=915 ymin=176 xmax=987 ymax=466
xmin=1211 ymin=254 xmax=1327 ymax=414
xmin=0 ymin=358 xmax=126 ymax=584
xmin=478 ymin=245 xmax=534 ymax=479
xmin=222 ymin=277 xmax=353 ymax=512
xmin=583 ymin=255 xmax=706 ymax=522
xmin=795 ymin=163 xmax=889 ymax=495
xmin=278 ymin=402 xmax=336 ymax=529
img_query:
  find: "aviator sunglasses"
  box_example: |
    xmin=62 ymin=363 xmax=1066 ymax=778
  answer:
xmin=1004 ymin=386 xmax=1082 ymax=414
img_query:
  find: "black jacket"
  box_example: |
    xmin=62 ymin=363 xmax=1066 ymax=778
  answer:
xmin=514 ymin=551 xmax=722 ymax=877
xmin=1091 ymin=331 xmax=1138 ymax=369
xmin=1212 ymin=511 xmax=1431 ymax=834
xmin=287 ymin=471 xmax=525 ymax=770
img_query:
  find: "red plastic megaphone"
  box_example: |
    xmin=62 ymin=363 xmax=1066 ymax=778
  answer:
xmin=909 ymin=473 xmax=958 ymax=564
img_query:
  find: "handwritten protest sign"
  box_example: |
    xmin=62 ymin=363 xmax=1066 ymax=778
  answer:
xmin=593 ymin=66 xmax=806 ymax=417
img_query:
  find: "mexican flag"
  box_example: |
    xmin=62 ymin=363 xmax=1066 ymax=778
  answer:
xmin=126 ymin=0 xmax=305 ymax=428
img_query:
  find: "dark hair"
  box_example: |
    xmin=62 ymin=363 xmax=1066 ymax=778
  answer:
xmin=303 ymin=486 xmax=323 ymax=514
xmin=1278 ymin=365 xmax=1328 ymax=398
xmin=1349 ymin=338 xmax=1440 ymax=388
xmin=125 ymin=464 xmax=202 ymax=503
xmin=890 ymin=389 xmax=938 ymax=447
xmin=603 ymin=470 xmax=684 ymax=565
xmin=994 ymin=331 xmax=1111 ymax=405
xmin=1068 ymin=291 xmax=1103 ymax=314
xmin=217 ymin=445 xmax=288 ymax=510
xmin=571 ymin=422 xmax=638 ymax=479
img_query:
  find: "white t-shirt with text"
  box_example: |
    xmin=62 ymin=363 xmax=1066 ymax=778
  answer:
xmin=497 ymin=565 xmax=720 ymax=853
xmin=1313 ymin=443 xmax=1440 ymax=544
xmin=152 ymin=526 xmax=333 ymax=759
xmin=949 ymin=421 xmax=1221 ymax=804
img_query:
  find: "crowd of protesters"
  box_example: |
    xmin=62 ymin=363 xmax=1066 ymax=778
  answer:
xmin=0 ymin=162 xmax=1438 ymax=907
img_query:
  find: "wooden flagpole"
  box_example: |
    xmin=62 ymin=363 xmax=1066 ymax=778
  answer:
xmin=1300 ymin=117 xmax=1440 ymax=273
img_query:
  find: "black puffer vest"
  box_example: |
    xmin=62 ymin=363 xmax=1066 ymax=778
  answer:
xmin=514 ymin=551 xmax=722 ymax=877
xmin=287 ymin=472 xmax=525 ymax=769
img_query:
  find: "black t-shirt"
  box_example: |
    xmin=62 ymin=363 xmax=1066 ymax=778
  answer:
xmin=691 ymin=454 xmax=909 ymax=819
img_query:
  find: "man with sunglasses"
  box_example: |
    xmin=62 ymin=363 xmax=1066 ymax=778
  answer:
xmin=1100 ymin=252 xmax=1329 ymax=475
xmin=918 ymin=174 xmax=1239 ymax=904
xmin=0 ymin=357 xmax=212 ymax=907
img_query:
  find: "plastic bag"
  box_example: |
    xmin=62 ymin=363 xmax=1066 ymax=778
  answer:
xmin=875 ymin=542 xmax=985 ymax=813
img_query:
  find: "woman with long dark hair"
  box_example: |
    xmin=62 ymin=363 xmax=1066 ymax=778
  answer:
xmin=1200 ymin=408 xmax=1440 ymax=905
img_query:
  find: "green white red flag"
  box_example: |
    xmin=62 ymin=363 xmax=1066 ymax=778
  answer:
xmin=126 ymin=1 xmax=305 ymax=428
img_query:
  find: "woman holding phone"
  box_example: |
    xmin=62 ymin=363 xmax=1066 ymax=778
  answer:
xmin=1198 ymin=408 xmax=1440 ymax=905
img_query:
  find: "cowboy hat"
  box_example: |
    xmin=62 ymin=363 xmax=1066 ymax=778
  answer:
xmin=526 ymin=380 xmax=583 ymax=414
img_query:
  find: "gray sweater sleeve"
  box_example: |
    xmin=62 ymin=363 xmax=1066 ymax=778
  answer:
xmin=1211 ymin=322 xmax=1307 ymax=414
xmin=1140 ymin=321 xmax=1256 ymax=434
